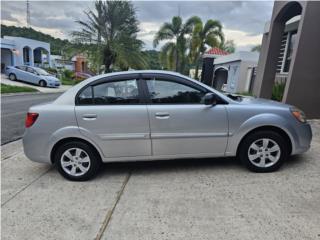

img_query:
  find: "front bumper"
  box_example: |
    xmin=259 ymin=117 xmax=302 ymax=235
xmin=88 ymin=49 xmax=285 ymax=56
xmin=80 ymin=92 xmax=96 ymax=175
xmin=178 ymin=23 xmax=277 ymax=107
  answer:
xmin=291 ymin=122 xmax=312 ymax=155
xmin=48 ymin=82 xmax=61 ymax=88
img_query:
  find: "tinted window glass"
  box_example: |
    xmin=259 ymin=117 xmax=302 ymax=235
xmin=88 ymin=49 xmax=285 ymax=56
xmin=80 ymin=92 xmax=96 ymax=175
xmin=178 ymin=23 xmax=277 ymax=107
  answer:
xmin=93 ymin=79 xmax=140 ymax=104
xmin=27 ymin=67 xmax=36 ymax=74
xmin=146 ymin=79 xmax=206 ymax=104
xmin=16 ymin=66 xmax=27 ymax=71
xmin=78 ymin=86 xmax=93 ymax=105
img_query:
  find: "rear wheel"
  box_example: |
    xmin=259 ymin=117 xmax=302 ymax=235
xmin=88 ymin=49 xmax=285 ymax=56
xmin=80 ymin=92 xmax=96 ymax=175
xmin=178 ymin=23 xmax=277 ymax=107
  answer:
xmin=9 ymin=73 xmax=17 ymax=81
xmin=238 ymin=130 xmax=289 ymax=172
xmin=54 ymin=141 xmax=101 ymax=181
xmin=39 ymin=80 xmax=47 ymax=87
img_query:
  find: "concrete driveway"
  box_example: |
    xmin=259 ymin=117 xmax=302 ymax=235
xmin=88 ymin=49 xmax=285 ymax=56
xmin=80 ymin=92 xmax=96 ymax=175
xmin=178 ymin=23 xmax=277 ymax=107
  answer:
xmin=1 ymin=121 xmax=320 ymax=240
xmin=1 ymin=74 xmax=71 ymax=93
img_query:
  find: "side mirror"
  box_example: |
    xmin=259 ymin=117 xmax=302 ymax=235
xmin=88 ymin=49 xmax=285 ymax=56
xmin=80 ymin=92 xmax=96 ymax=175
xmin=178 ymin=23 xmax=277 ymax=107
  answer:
xmin=204 ymin=93 xmax=217 ymax=106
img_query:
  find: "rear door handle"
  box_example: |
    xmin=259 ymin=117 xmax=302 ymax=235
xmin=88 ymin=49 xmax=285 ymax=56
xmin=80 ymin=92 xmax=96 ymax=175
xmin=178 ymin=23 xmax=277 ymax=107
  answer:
xmin=155 ymin=112 xmax=170 ymax=119
xmin=82 ymin=114 xmax=97 ymax=120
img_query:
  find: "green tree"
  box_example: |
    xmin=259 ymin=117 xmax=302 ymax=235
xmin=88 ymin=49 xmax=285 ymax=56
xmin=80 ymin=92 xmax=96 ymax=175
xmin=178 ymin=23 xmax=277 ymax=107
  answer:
xmin=72 ymin=0 xmax=146 ymax=73
xmin=220 ymin=40 xmax=236 ymax=53
xmin=189 ymin=17 xmax=224 ymax=79
xmin=251 ymin=44 xmax=261 ymax=52
xmin=153 ymin=16 xmax=197 ymax=73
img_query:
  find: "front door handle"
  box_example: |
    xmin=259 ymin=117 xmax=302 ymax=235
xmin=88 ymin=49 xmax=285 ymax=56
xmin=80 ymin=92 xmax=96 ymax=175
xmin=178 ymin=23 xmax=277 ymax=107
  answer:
xmin=155 ymin=112 xmax=170 ymax=119
xmin=82 ymin=114 xmax=97 ymax=120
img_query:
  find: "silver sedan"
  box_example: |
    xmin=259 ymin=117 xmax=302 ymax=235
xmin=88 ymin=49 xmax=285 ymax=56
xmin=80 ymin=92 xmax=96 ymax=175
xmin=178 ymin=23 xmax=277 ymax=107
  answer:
xmin=23 ymin=70 xmax=312 ymax=181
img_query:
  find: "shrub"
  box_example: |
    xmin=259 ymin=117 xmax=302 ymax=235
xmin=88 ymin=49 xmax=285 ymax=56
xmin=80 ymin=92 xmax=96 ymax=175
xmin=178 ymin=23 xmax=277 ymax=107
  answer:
xmin=63 ymin=69 xmax=75 ymax=79
xmin=44 ymin=67 xmax=58 ymax=74
xmin=271 ymin=82 xmax=286 ymax=102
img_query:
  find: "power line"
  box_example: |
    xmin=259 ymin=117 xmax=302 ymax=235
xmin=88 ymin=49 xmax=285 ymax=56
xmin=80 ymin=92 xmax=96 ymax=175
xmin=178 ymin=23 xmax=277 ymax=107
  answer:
xmin=26 ymin=0 xmax=31 ymax=27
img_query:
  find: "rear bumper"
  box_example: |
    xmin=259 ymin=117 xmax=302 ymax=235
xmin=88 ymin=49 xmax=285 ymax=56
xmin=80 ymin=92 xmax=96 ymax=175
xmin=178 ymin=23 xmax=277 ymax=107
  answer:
xmin=23 ymin=129 xmax=52 ymax=164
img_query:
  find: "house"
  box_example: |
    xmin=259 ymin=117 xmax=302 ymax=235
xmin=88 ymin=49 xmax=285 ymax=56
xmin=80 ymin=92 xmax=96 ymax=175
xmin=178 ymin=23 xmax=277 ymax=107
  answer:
xmin=1 ymin=36 xmax=51 ymax=72
xmin=199 ymin=47 xmax=259 ymax=94
xmin=200 ymin=47 xmax=229 ymax=86
xmin=213 ymin=51 xmax=259 ymax=93
xmin=71 ymin=54 xmax=87 ymax=73
xmin=50 ymin=55 xmax=74 ymax=71
xmin=253 ymin=1 xmax=320 ymax=118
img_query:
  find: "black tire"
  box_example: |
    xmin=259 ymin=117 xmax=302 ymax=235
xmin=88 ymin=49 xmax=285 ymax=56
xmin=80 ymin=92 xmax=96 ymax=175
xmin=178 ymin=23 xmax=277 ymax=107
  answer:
xmin=9 ymin=73 xmax=17 ymax=81
xmin=238 ymin=130 xmax=289 ymax=172
xmin=54 ymin=141 xmax=101 ymax=181
xmin=39 ymin=80 xmax=47 ymax=87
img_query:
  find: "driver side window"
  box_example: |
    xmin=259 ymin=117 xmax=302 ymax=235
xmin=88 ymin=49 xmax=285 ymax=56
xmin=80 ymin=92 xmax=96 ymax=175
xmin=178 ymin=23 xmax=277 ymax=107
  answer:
xmin=27 ymin=67 xmax=36 ymax=74
xmin=146 ymin=79 xmax=207 ymax=104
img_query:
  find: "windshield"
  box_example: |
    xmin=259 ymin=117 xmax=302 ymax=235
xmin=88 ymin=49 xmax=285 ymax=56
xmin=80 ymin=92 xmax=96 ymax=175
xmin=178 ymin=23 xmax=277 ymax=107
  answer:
xmin=34 ymin=67 xmax=50 ymax=76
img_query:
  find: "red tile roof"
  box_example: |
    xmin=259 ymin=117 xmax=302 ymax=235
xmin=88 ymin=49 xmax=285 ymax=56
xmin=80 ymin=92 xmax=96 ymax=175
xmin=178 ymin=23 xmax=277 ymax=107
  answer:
xmin=206 ymin=47 xmax=229 ymax=56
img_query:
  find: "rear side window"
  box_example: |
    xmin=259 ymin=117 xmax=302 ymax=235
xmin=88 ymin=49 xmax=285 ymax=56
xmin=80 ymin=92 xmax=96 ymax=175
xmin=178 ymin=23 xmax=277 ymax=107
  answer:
xmin=16 ymin=66 xmax=27 ymax=71
xmin=146 ymin=79 xmax=206 ymax=104
xmin=77 ymin=79 xmax=140 ymax=105
xmin=78 ymin=87 xmax=93 ymax=105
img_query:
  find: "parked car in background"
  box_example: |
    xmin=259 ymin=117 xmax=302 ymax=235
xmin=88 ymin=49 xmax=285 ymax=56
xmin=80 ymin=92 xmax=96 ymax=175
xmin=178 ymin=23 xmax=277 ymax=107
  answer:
xmin=23 ymin=70 xmax=312 ymax=181
xmin=5 ymin=66 xmax=61 ymax=88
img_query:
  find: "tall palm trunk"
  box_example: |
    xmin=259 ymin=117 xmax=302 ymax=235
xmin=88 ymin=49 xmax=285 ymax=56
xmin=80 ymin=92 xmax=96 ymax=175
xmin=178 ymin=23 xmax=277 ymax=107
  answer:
xmin=194 ymin=55 xmax=200 ymax=80
xmin=175 ymin=38 xmax=180 ymax=72
xmin=103 ymin=46 xmax=116 ymax=73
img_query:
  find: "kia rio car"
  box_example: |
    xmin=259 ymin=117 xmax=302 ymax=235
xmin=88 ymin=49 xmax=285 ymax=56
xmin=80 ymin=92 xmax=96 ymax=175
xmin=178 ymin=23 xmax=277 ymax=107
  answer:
xmin=23 ymin=70 xmax=312 ymax=181
xmin=6 ymin=66 xmax=61 ymax=87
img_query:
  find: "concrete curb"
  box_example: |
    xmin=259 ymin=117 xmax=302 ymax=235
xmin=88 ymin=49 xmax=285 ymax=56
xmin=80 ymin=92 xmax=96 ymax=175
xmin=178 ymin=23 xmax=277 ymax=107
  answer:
xmin=1 ymin=91 xmax=64 ymax=97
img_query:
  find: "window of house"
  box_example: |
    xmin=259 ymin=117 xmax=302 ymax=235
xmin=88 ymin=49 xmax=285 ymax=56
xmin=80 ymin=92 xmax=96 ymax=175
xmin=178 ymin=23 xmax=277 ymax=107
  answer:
xmin=146 ymin=79 xmax=206 ymax=104
xmin=283 ymin=31 xmax=297 ymax=73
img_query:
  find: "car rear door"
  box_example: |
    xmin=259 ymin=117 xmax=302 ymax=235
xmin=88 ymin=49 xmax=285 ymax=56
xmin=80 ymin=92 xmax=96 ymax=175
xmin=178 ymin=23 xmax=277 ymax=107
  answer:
xmin=75 ymin=74 xmax=151 ymax=159
xmin=142 ymin=73 xmax=228 ymax=158
xmin=14 ymin=66 xmax=27 ymax=79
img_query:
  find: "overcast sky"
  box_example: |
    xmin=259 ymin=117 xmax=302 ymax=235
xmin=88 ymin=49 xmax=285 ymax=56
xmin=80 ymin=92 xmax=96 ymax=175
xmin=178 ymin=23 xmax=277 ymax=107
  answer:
xmin=1 ymin=1 xmax=274 ymax=51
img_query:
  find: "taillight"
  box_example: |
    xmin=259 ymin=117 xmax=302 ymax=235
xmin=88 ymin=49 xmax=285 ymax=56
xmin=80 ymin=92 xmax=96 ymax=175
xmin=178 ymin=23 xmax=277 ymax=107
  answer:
xmin=25 ymin=112 xmax=39 ymax=128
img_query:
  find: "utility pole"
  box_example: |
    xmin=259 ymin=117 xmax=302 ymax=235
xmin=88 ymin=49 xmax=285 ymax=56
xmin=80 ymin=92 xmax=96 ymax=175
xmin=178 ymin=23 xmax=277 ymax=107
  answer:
xmin=26 ymin=0 xmax=31 ymax=27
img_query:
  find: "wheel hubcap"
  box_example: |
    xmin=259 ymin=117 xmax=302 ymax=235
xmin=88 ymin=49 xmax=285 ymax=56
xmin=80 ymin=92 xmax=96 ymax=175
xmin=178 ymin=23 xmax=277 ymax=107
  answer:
xmin=248 ymin=138 xmax=281 ymax=168
xmin=60 ymin=148 xmax=90 ymax=176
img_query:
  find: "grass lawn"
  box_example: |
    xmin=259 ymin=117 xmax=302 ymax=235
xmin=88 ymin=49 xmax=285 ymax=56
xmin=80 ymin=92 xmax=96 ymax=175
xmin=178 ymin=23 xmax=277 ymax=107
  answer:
xmin=61 ymin=77 xmax=77 ymax=85
xmin=1 ymin=84 xmax=38 ymax=94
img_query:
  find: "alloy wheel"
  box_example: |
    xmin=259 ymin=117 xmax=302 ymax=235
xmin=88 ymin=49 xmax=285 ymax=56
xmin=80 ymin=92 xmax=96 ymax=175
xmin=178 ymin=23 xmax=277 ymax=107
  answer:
xmin=247 ymin=138 xmax=281 ymax=168
xmin=60 ymin=148 xmax=91 ymax=177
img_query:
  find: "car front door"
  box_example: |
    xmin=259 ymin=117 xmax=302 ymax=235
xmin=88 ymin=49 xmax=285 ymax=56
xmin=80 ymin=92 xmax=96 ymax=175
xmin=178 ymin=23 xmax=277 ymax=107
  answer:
xmin=75 ymin=74 xmax=151 ymax=159
xmin=26 ymin=67 xmax=40 ymax=84
xmin=142 ymin=74 xmax=228 ymax=158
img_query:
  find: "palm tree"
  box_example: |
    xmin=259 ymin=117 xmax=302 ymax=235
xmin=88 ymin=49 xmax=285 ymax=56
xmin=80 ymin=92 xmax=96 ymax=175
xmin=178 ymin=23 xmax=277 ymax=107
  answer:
xmin=220 ymin=40 xmax=236 ymax=53
xmin=153 ymin=16 xmax=197 ymax=73
xmin=189 ymin=17 xmax=224 ymax=79
xmin=72 ymin=0 xmax=146 ymax=73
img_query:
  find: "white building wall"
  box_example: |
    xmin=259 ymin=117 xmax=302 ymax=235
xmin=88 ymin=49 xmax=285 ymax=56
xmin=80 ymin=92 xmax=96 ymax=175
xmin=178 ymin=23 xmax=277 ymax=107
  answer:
xmin=2 ymin=36 xmax=51 ymax=67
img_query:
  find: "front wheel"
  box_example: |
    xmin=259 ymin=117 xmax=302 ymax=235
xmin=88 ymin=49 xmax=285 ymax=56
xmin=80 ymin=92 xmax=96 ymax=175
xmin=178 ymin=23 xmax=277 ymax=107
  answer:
xmin=39 ymin=80 xmax=47 ymax=87
xmin=54 ymin=141 xmax=101 ymax=181
xmin=238 ymin=130 xmax=289 ymax=172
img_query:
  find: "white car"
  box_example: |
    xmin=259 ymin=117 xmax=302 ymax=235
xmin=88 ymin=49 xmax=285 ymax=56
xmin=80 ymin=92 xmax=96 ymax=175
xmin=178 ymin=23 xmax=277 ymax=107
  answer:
xmin=6 ymin=66 xmax=61 ymax=88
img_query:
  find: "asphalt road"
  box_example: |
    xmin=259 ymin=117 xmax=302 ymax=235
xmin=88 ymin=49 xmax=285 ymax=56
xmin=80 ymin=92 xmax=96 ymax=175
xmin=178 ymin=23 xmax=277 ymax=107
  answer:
xmin=1 ymin=93 xmax=61 ymax=145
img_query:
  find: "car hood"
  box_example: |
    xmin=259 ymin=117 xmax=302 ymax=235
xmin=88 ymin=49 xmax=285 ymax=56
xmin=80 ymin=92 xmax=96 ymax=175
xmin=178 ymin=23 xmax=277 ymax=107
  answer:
xmin=239 ymin=96 xmax=292 ymax=109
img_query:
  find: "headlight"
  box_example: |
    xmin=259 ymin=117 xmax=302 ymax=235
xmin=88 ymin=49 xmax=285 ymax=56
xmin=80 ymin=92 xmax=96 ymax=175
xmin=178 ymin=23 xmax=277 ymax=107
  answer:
xmin=290 ymin=107 xmax=306 ymax=123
